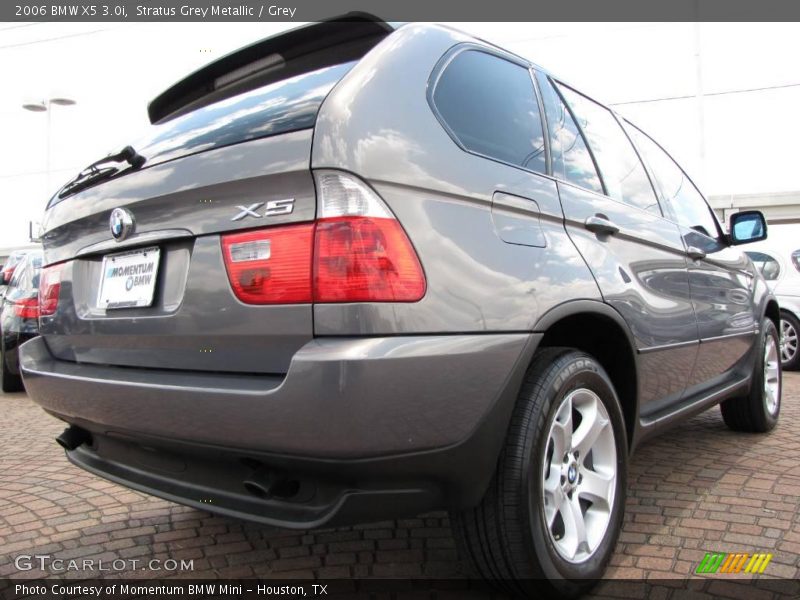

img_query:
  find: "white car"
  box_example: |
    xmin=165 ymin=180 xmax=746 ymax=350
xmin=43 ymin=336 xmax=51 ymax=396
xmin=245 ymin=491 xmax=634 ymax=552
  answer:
xmin=745 ymin=226 xmax=800 ymax=370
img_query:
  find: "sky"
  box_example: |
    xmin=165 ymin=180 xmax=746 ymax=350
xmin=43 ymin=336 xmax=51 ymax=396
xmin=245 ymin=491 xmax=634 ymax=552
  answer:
xmin=1 ymin=21 xmax=799 ymax=247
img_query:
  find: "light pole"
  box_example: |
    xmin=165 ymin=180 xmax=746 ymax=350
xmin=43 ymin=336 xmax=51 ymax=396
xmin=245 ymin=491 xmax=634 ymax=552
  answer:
xmin=22 ymin=96 xmax=77 ymax=196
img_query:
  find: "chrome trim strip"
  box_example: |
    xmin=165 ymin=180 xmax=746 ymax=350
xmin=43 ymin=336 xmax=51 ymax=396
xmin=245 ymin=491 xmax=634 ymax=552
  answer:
xmin=75 ymin=229 xmax=194 ymax=258
xmin=638 ymin=339 xmax=699 ymax=354
xmin=699 ymin=331 xmax=757 ymax=344
xmin=638 ymin=330 xmax=755 ymax=355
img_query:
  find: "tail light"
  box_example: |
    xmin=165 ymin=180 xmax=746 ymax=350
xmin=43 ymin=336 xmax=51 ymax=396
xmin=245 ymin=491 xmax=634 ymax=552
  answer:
xmin=1 ymin=267 xmax=14 ymax=284
xmin=222 ymin=223 xmax=314 ymax=304
xmin=221 ymin=171 xmax=425 ymax=305
xmin=313 ymin=171 xmax=426 ymax=302
xmin=39 ymin=264 xmax=63 ymax=316
xmin=14 ymin=297 xmax=39 ymax=319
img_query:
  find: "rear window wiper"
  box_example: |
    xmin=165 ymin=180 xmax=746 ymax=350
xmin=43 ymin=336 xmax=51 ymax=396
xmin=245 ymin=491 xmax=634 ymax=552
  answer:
xmin=58 ymin=146 xmax=146 ymax=200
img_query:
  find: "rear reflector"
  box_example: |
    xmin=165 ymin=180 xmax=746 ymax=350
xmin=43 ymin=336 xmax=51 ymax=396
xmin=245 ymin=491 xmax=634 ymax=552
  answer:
xmin=14 ymin=297 xmax=39 ymax=319
xmin=221 ymin=171 xmax=425 ymax=305
xmin=39 ymin=264 xmax=62 ymax=317
xmin=221 ymin=223 xmax=314 ymax=304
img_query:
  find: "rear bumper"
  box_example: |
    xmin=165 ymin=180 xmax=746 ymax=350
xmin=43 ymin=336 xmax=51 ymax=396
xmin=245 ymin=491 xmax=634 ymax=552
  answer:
xmin=20 ymin=333 xmax=540 ymax=527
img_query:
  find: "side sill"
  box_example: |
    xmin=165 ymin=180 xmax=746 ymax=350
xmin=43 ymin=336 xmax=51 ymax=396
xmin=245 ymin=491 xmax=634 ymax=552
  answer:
xmin=635 ymin=375 xmax=750 ymax=447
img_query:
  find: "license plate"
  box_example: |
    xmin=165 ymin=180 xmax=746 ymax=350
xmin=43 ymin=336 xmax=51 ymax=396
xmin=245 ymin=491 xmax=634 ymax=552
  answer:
xmin=97 ymin=247 xmax=160 ymax=309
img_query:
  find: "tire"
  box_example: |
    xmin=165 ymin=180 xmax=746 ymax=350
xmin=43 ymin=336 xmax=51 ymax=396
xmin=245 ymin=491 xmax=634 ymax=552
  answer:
xmin=451 ymin=348 xmax=628 ymax=598
xmin=780 ymin=311 xmax=800 ymax=371
xmin=720 ymin=318 xmax=781 ymax=433
xmin=1 ymin=337 xmax=23 ymax=393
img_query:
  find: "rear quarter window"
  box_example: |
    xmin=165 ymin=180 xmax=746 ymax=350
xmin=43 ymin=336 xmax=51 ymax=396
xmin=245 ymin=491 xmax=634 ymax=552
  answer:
xmin=431 ymin=49 xmax=546 ymax=175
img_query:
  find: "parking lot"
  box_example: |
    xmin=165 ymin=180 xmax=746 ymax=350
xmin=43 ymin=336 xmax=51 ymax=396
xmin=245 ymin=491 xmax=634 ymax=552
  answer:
xmin=1 ymin=374 xmax=798 ymax=591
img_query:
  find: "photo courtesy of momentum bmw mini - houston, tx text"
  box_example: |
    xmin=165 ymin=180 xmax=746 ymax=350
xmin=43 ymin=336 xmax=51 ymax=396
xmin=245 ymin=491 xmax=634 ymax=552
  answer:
xmin=2 ymin=3 xmax=800 ymax=599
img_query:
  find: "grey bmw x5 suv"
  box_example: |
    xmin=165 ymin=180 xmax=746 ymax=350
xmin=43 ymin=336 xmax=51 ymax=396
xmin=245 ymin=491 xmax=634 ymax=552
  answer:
xmin=21 ymin=17 xmax=780 ymax=594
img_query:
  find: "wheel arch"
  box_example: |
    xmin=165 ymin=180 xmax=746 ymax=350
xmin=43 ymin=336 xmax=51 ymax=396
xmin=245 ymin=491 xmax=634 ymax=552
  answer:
xmin=765 ymin=297 xmax=780 ymax=330
xmin=534 ymin=300 xmax=639 ymax=451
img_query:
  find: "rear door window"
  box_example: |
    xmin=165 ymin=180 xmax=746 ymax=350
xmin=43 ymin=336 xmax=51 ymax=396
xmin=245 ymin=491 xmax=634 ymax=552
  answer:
xmin=535 ymin=72 xmax=603 ymax=194
xmin=432 ymin=50 xmax=546 ymax=175
xmin=557 ymin=83 xmax=660 ymax=215
xmin=627 ymin=124 xmax=720 ymax=238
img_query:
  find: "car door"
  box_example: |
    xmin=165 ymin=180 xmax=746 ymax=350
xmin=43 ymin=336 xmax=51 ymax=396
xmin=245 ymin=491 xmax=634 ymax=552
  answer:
xmin=626 ymin=124 xmax=758 ymax=393
xmin=535 ymin=72 xmax=699 ymax=417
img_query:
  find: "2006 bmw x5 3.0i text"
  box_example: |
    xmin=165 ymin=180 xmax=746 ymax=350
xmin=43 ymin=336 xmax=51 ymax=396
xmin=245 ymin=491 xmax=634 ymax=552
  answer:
xmin=20 ymin=17 xmax=781 ymax=596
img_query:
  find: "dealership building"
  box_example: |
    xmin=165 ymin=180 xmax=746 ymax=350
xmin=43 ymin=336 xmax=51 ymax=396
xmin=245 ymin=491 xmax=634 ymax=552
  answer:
xmin=710 ymin=191 xmax=800 ymax=226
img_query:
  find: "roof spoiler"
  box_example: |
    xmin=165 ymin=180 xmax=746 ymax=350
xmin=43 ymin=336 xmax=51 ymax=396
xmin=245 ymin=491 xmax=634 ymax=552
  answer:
xmin=147 ymin=13 xmax=394 ymax=125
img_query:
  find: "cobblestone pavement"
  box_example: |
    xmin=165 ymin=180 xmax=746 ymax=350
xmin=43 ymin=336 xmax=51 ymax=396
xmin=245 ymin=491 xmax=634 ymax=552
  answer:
xmin=1 ymin=374 xmax=798 ymax=590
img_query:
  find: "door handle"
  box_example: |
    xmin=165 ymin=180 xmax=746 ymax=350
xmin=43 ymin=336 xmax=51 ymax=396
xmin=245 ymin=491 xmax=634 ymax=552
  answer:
xmin=687 ymin=246 xmax=706 ymax=261
xmin=584 ymin=215 xmax=620 ymax=235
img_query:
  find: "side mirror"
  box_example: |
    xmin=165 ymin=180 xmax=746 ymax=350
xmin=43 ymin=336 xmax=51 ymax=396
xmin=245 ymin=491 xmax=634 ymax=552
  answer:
xmin=728 ymin=210 xmax=767 ymax=245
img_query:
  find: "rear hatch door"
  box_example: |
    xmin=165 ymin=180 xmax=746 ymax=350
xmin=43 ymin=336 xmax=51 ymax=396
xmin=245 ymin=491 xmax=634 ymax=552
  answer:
xmin=39 ymin=17 xmax=393 ymax=375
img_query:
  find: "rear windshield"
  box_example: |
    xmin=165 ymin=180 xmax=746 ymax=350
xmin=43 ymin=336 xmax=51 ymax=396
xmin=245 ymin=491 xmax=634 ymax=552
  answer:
xmin=132 ymin=61 xmax=356 ymax=168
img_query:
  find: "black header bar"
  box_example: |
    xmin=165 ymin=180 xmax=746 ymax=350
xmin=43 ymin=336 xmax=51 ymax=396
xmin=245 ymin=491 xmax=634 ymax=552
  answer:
xmin=4 ymin=0 xmax=800 ymax=23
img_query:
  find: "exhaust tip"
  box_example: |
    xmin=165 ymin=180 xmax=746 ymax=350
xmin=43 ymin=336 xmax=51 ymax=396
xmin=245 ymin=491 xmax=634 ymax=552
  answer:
xmin=243 ymin=480 xmax=270 ymax=499
xmin=243 ymin=467 xmax=300 ymax=500
xmin=56 ymin=426 xmax=91 ymax=451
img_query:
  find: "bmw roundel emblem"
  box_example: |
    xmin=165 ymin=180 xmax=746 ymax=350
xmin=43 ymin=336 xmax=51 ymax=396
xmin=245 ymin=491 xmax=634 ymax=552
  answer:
xmin=110 ymin=208 xmax=134 ymax=241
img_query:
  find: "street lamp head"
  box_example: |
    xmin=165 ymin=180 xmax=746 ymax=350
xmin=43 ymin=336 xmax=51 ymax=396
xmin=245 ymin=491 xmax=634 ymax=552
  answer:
xmin=22 ymin=97 xmax=77 ymax=112
xmin=50 ymin=97 xmax=76 ymax=106
xmin=22 ymin=101 xmax=47 ymax=112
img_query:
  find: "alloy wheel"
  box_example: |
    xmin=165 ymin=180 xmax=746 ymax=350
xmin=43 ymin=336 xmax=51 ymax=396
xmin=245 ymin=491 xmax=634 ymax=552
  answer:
xmin=542 ymin=388 xmax=617 ymax=564
xmin=780 ymin=318 xmax=797 ymax=365
xmin=764 ymin=334 xmax=781 ymax=416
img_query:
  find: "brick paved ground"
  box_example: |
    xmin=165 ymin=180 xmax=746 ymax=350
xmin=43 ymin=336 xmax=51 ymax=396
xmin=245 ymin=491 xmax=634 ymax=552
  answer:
xmin=1 ymin=374 xmax=798 ymax=592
